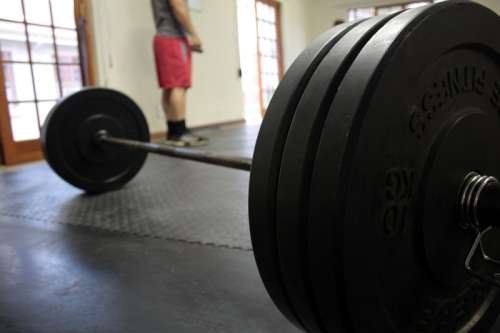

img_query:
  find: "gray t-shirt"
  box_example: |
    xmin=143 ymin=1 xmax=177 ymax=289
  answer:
xmin=151 ymin=0 xmax=186 ymax=37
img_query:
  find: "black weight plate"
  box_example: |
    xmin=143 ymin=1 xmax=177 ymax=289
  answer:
xmin=275 ymin=13 xmax=400 ymax=333
xmin=249 ymin=21 xmax=358 ymax=329
xmin=309 ymin=1 xmax=500 ymax=332
xmin=41 ymin=88 xmax=150 ymax=193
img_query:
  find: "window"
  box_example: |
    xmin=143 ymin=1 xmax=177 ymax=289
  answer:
xmin=0 ymin=0 xmax=82 ymax=142
xmin=348 ymin=1 xmax=434 ymax=22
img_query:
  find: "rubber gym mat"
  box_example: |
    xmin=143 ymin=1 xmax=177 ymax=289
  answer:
xmin=0 ymin=126 xmax=255 ymax=251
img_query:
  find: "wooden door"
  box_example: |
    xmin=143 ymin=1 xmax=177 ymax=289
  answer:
xmin=0 ymin=0 xmax=93 ymax=165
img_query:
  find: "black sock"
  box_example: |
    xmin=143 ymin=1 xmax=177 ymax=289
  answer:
xmin=167 ymin=120 xmax=187 ymax=138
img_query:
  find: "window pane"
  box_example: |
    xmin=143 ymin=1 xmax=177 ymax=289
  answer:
xmin=268 ymin=6 xmax=275 ymax=23
xmin=0 ymin=21 xmax=29 ymax=62
xmin=270 ymin=24 xmax=276 ymax=40
xmin=256 ymin=2 xmax=265 ymax=18
xmin=33 ymin=64 xmax=60 ymax=99
xmin=38 ymin=100 xmax=56 ymax=126
xmin=264 ymin=21 xmax=271 ymax=38
xmin=354 ymin=8 xmax=375 ymax=20
xmin=8 ymin=102 xmax=40 ymax=141
xmin=28 ymin=25 xmax=55 ymax=62
xmin=258 ymin=38 xmax=265 ymax=56
xmin=265 ymin=22 xmax=276 ymax=39
xmin=348 ymin=9 xmax=356 ymax=22
xmin=272 ymin=74 xmax=279 ymax=87
xmin=405 ymin=2 xmax=431 ymax=9
xmin=55 ymin=28 xmax=79 ymax=63
xmin=3 ymin=63 xmax=35 ymax=101
xmin=257 ymin=20 xmax=264 ymax=36
xmin=270 ymin=43 xmax=277 ymax=57
xmin=266 ymin=5 xmax=273 ymax=22
xmin=59 ymin=64 xmax=82 ymax=96
xmin=265 ymin=39 xmax=272 ymax=56
xmin=24 ymin=0 xmax=52 ymax=25
xmin=264 ymin=56 xmax=278 ymax=74
xmin=0 ymin=0 xmax=24 ymax=21
xmin=51 ymin=0 xmax=76 ymax=28
xmin=377 ymin=5 xmax=403 ymax=15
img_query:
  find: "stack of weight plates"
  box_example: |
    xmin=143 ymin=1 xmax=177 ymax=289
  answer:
xmin=249 ymin=1 xmax=500 ymax=332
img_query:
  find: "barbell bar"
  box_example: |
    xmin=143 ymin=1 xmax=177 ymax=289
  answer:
xmin=95 ymin=130 xmax=252 ymax=171
xmin=40 ymin=1 xmax=500 ymax=332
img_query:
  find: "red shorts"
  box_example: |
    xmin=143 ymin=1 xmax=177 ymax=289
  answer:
xmin=153 ymin=35 xmax=192 ymax=89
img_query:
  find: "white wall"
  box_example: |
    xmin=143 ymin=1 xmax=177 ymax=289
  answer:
xmin=474 ymin=0 xmax=500 ymax=14
xmin=280 ymin=0 xmax=309 ymax=69
xmin=88 ymin=0 xmax=500 ymax=135
xmin=90 ymin=0 xmax=245 ymax=134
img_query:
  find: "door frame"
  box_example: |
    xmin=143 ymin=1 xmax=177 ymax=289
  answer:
xmin=0 ymin=0 xmax=96 ymax=165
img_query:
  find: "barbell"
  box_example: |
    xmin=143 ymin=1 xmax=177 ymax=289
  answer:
xmin=41 ymin=1 xmax=500 ymax=332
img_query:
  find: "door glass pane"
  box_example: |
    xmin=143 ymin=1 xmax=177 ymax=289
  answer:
xmin=51 ymin=0 xmax=76 ymax=28
xmin=256 ymin=2 xmax=264 ymax=17
xmin=259 ymin=39 xmax=271 ymax=56
xmin=24 ymin=0 xmax=52 ymax=26
xmin=38 ymin=100 xmax=56 ymax=126
xmin=272 ymin=74 xmax=279 ymax=87
xmin=33 ymin=64 xmax=60 ymax=99
xmin=267 ymin=6 xmax=275 ymax=23
xmin=270 ymin=42 xmax=277 ymax=57
xmin=59 ymin=64 xmax=82 ymax=96
xmin=55 ymin=28 xmax=79 ymax=63
xmin=257 ymin=20 xmax=264 ymax=37
xmin=0 ymin=21 xmax=29 ymax=62
xmin=405 ymin=2 xmax=431 ymax=9
xmin=269 ymin=23 xmax=276 ymax=40
xmin=265 ymin=22 xmax=272 ymax=38
xmin=28 ymin=25 xmax=55 ymax=62
xmin=265 ymin=57 xmax=275 ymax=74
xmin=256 ymin=2 xmax=271 ymax=21
xmin=0 ymin=0 xmax=24 ymax=22
xmin=3 ymin=63 xmax=35 ymax=101
xmin=8 ymin=102 xmax=40 ymax=141
xmin=348 ymin=9 xmax=356 ymax=22
xmin=352 ymin=8 xmax=375 ymax=20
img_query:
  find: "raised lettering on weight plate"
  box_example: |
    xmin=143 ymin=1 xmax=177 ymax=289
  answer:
xmin=409 ymin=65 xmax=487 ymax=139
xmin=381 ymin=168 xmax=415 ymax=237
xmin=490 ymin=80 xmax=500 ymax=112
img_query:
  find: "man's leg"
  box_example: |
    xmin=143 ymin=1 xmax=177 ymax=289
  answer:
xmin=161 ymin=89 xmax=171 ymax=119
xmin=163 ymin=88 xmax=186 ymax=121
xmin=163 ymin=87 xmax=188 ymax=140
xmin=163 ymin=87 xmax=207 ymax=146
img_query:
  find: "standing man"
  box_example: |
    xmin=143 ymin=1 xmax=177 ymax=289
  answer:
xmin=152 ymin=0 xmax=207 ymax=146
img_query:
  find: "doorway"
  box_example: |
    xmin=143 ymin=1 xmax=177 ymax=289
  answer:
xmin=236 ymin=0 xmax=283 ymax=123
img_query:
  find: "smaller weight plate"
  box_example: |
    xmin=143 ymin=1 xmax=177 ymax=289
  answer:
xmin=41 ymin=88 xmax=150 ymax=193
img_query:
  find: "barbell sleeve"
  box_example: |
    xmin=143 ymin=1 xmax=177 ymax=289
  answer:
xmin=476 ymin=181 xmax=500 ymax=229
